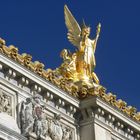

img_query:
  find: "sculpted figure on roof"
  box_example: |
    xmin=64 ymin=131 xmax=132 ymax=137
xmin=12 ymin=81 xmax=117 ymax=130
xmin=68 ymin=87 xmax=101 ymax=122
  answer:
xmin=61 ymin=5 xmax=101 ymax=87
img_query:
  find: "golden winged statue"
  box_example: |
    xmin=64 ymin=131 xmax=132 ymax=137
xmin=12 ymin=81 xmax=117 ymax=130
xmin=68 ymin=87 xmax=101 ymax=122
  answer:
xmin=61 ymin=5 xmax=101 ymax=87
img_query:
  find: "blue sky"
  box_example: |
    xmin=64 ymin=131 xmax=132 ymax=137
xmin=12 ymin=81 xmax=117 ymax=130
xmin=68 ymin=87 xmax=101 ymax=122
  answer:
xmin=0 ymin=0 xmax=140 ymax=110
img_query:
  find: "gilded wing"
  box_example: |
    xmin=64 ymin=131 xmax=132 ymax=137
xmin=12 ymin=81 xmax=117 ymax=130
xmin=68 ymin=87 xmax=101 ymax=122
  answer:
xmin=64 ymin=5 xmax=81 ymax=48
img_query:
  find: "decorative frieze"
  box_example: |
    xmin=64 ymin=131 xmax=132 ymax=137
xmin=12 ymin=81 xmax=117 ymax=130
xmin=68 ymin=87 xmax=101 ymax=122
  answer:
xmin=18 ymin=77 xmax=29 ymax=87
xmin=5 ymin=68 xmax=16 ymax=79
xmin=31 ymin=84 xmax=42 ymax=93
xmin=46 ymin=91 xmax=54 ymax=100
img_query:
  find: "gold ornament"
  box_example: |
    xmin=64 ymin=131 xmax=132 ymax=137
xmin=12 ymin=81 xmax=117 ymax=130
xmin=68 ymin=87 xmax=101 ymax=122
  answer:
xmin=64 ymin=5 xmax=101 ymax=87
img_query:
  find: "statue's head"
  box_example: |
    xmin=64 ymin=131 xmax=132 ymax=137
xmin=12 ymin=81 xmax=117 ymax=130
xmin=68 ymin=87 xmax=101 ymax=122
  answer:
xmin=81 ymin=20 xmax=91 ymax=37
xmin=72 ymin=53 xmax=77 ymax=60
xmin=33 ymin=94 xmax=42 ymax=104
xmin=60 ymin=49 xmax=68 ymax=60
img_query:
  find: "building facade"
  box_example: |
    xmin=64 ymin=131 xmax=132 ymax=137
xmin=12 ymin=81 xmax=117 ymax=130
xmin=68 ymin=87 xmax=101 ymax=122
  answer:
xmin=0 ymin=38 xmax=140 ymax=140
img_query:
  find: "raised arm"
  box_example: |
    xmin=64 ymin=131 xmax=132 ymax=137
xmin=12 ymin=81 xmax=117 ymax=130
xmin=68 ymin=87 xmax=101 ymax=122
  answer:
xmin=92 ymin=23 xmax=101 ymax=52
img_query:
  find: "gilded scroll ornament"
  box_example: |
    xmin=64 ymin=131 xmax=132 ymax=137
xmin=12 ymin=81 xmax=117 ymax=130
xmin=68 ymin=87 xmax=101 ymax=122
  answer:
xmin=114 ymin=99 xmax=127 ymax=110
xmin=134 ymin=112 xmax=140 ymax=121
xmin=17 ymin=53 xmax=32 ymax=68
xmin=123 ymin=106 xmax=136 ymax=117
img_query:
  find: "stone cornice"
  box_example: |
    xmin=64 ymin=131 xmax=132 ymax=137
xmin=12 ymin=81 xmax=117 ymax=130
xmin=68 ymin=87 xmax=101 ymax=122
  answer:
xmin=80 ymin=96 xmax=140 ymax=139
xmin=81 ymin=97 xmax=140 ymax=129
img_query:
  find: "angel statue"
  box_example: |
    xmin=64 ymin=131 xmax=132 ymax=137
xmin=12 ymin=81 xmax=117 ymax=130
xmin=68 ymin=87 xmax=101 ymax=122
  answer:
xmin=63 ymin=5 xmax=101 ymax=87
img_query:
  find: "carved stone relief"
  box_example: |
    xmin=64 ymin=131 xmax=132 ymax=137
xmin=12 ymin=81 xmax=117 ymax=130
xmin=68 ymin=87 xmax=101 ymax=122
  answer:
xmin=18 ymin=95 xmax=73 ymax=140
xmin=0 ymin=90 xmax=12 ymax=116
